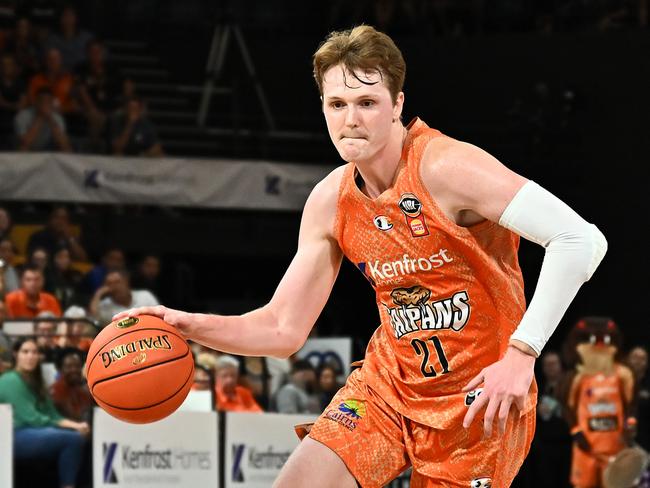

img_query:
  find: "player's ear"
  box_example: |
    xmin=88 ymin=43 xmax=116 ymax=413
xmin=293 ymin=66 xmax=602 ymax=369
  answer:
xmin=393 ymin=92 xmax=404 ymax=122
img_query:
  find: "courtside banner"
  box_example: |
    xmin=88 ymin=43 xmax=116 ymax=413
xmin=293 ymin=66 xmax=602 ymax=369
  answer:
xmin=93 ymin=408 xmax=218 ymax=487
xmin=225 ymin=412 xmax=316 ymax=487
xmin=0 ymin=405 xmax=11 ymax=488
xmin=0 ymin=153 xmax=333 ymax=210
xmin=297 ymin=337 xmax=353 ymax=380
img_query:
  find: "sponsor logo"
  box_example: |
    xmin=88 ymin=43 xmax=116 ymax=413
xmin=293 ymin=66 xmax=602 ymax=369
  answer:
xmin=232 ymin=444 xmax=245 ymax=482
xmin=465 ymin=388 xmax=484 ymax=407
xmin=384 ymin=287 xmax=471 ymax=340
xmin=357 ymin=250 xmax=453 ymax=287
xmin=471 ymin=478 xmax=492 ymax=488
xmin=101 ymin=335 xmax=172 ymax=368
xmin=325 ymin=399 xmax=366 ymax=431
xmin=115 ymin=317 xmax=139 ymax=329
xmin=132 ymin=352 xmax=147 ymax=365
xmin=398 ymin=193 xmax=430 ymax=237
xmin=103 ymin=442 xmax=118 ymax=484
xmin=373 ymin=215 xmax=393 ymax=231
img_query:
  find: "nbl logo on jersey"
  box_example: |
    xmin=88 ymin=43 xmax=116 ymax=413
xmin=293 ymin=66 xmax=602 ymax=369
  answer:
xmin=398 ymin=193 xmax=430 ymax=237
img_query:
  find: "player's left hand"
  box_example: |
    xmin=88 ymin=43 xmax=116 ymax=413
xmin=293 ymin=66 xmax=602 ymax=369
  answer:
xmin=462 ymin=345 xmax=535 ymax=437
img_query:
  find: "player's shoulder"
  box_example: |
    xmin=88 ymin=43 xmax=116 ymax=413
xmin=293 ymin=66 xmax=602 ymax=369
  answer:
xmin=305 ymin=163 xmax=348 ymax=210
xmin=421 ymin=135 xmax=485 ymax=178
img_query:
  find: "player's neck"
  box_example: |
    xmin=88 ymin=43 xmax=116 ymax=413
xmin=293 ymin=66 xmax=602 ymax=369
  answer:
xmin=355 ymin=124 xmax=407 ymax=199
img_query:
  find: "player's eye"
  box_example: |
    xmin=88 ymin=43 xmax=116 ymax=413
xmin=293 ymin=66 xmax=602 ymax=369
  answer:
xmin=330 ymin=101 xmax=345 ymax=109
xmin=360 ymin=99 xmax=375 ymax=107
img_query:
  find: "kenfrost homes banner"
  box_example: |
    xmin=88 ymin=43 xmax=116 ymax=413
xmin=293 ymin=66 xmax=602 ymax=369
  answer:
xmin=93 ymin=408 xmax=218 ymax=487
xmin=0 ymin=405 xmax=11 ymax=488
xmin=0 ymin=153 xmax=334 ymax=210
xmin=225 ymin=412 xmax=317 ymax=487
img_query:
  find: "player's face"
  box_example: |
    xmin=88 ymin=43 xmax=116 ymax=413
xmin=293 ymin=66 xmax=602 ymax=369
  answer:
xmin=322 ymin=64 xmax=403 ymax=164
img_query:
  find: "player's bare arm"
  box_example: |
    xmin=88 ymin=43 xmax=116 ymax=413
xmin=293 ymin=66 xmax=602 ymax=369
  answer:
xmin=113 ymin=166 xmax=345 ymax=358
xmin=421 ymin=137 xmax=607 ymax=436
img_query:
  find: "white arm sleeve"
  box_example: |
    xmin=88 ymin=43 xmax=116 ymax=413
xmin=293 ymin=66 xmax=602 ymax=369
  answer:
xmin=499 ymin=181 xmax=608 ymax=356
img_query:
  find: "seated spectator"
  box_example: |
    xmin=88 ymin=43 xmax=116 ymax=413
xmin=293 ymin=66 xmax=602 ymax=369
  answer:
xmin=0 ymin=53 xmax=27 ymax=144
xmin=50 ymin=347 xmax=93 ymax=421
xmin=0 ymin=238 xmax=20 ymax=295
xmin=239 ymin=356 xmax=290 ymax=410
xmin=27 ymin=206 xmax=88 ymax=262
xmin=274 ymin=359 xmax=321 ymax=414
xmin=89 ymin=269 xmax=158 ymax=326
xmin=57 ymin=305 xmax=94 ymax=352
xmin=44 ymin=5 xmax=93 ymax=71
xmin=50 ymin=247 xmax=83 ymax=309
xmin=0 ymin=206 xmax=11 ymax=241
xmin=25 ymin=245 xmax=52 ymax=283
xmin=34 ymin=311 xmax=60 ymax=362
xmin=215 ymin=355 xmax=263 ymax=412
xmin=28 ymin=47 xmax=77 ymax=114
xmin=110 ymin=97 xmax=164 ymax=157
xmin=5 ymin=265 xmax=62 ymax=318
xmin=14 ymin=86 xmax=72 ymax=151
xmin=131 ymin=254 xmax=163 ymax=299
xmin=0 ymin=301 xmax=12 ymax=373
xmin=317 ymin=364 xmax=341 ymax=411
xmin=0 ymin=337 xmax=89 ymax=488
xmin=627 ymin=346 xmax=649 ymax=451
xmin=83 ymin=247 xmax=125 ymax=293
xmin=76 ymin=39 xmax=123 ymax=147
xmin=193 ymin=363 xmax=215 ymax=392
xmin=4 ymin=16 xmax=40 ymax=77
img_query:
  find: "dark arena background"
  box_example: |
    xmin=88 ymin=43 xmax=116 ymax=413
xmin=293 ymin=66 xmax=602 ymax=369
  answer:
xmin=0 ymin=1 xmax=649 ymax=487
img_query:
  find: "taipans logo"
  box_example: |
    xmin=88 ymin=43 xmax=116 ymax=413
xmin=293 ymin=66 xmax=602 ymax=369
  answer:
xmin=325 ymin=399 xmax=366 ymax=431
xmin=232 ymin=444 xmax=245 ymax=482
xmin=470 ymin=478 xmax=492 ymax=488
xmin=373 ymin=215 xmax=393 ymax=231
xmin=398 ymin=193 xmax=430 ymax=237
xmin=103 ymin=442 xmax=118 ymax=484
xmin=465 ymin=388 xmax=484 ymax=407
xmin=115 ymin=317 xmax=139 ymax=329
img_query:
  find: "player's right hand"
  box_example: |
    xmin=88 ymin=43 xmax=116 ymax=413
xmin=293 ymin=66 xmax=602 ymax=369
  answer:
xmin=112 ymin=306 xmax=194 ymax=337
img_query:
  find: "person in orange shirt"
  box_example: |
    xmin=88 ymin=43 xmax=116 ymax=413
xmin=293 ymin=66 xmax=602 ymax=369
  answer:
xmin=215 ymin=355 xmax=262 ymax=413
xmin=5 ymin=266 xmax=62 ymax=318
xmin=116 ymin=26 xmax=607 ymax=487
xmin=28 ymin=47 xmax=77 ymax=114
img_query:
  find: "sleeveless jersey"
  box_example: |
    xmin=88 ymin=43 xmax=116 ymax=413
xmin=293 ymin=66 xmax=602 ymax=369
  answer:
xmin=573 ymin=367 xmax=627 ymax=454
xmin=334 ymin=117 xmax=536 ymax=429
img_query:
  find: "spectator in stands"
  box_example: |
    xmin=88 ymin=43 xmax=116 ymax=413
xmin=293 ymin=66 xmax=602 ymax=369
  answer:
xmin=0 ymin=53 xmax=27 ymax=146
xmin=34 ymin=311 xmax=60 ymax=362
xmin=528 ymin=350 xmax=571 ymax=487
xmin=50 ymin=347 xmax=93 ymax=421
xmin=215 ymin=354 xmax=263 ymax=412
xmin=49 ymin=247 xmax=83 ymax=310
xmin=28 ymin=47 xmax=77 ymax=114
xmin=317 ymin=364 xmax=341 ymax=411
xmin=0 ymin=238 xmax=20 ymax=295
xmin=89 ymin=269 xmax=159 ymax=326
xmin=627 ymin=345 xmax=649 ymax=451
xmin=27 ymin=206 xmax=88 ymax=262
xmin=57 ymin=305 xmax=94 ymax=352
xmin=239 ymin=356 xmax=291 ymax=410
xmin=76 ymin=39 xmax=123 ymax=148
xmin=0 ymin=301 xmax=12 ymax=373
xmin=5 ymin=265 xmax=62 ymax=318
xmin=84 ymin=247 xmax=125 ymax=293
xmin=0 ymin=207 xmax=11 ymax=241
xmin=110 ymin=97 xmax=164 ymax=157
xmin=0 ymin=336 xmax=89 ymax=488
xmin=4 ymin=16 xmax=41 ymax=77
xmin=131 ymin=254 xmax=163 ymax=300
xmin=274 ymin=359 xmax=321 ymax=414
xmin=193 ymin=363 xmax=215 ymax=391
xmin=26 ymin=245 xmax=51 ymax=277
xmin=45 ymin=5 xmax=93 ymax=71
xmin=14 ymin=86 xmax=72 ymax=151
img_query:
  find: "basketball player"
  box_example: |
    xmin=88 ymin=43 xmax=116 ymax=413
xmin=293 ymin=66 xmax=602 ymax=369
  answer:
xmin=115 ymin=26 xmax=608 ymax=487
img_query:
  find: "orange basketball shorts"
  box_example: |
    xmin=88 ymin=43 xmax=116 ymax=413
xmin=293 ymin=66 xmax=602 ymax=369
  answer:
xmin=308 ymin=367 xmax=536 ymax=488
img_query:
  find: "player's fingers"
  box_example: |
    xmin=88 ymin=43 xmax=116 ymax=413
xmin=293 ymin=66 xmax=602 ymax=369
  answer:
xmin=513 ymin=393 xmax=526 ymax=411
xmin=463 ymin=389 xmax=489 ymax=428
xmin=498 ymin=398 xmax=513 ymax=435
xmin=462 ymin=370 xmax=485 ymax=392
xmin=483 ymin=396 xmax=500 ymax=438
xmin=112 ymin=306 xmax=165 ymax=322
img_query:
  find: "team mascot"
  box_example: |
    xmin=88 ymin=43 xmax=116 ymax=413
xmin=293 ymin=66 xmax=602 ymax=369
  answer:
xmin=563 ymin=316 xmax=645 ymax=487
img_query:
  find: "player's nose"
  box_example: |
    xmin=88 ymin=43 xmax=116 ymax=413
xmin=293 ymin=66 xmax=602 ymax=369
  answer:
xmin=344 ymin=104 xmax=359 ymax=127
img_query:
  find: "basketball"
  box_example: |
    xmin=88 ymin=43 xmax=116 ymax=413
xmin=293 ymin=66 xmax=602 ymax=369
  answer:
xmin=85 ymin=314 xmax=194 ymax=424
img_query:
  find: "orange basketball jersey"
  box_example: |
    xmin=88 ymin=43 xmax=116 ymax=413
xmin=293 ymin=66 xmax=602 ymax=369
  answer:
xmin=334 ymin=117 xmax=537 ymax=429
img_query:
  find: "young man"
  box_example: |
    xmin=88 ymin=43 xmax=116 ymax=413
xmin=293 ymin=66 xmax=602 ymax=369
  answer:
xmin=115 ymin=26 xmax=607 ymax=487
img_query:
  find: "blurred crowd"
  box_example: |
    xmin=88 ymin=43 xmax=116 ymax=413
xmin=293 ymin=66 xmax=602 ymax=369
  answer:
xmin=0 ymin=3 xmax=163 ymax=156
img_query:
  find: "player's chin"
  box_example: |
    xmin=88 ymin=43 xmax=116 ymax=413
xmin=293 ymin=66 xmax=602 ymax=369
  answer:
xmin=336 ymin=146 xmax=364 ymax=162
